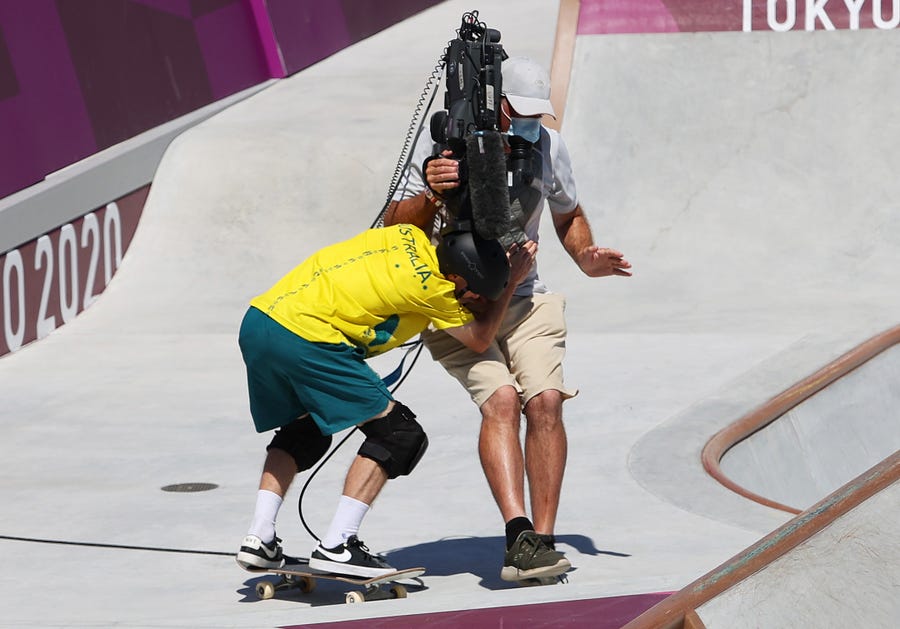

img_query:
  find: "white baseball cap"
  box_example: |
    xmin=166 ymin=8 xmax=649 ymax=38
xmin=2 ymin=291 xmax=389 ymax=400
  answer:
xmin=502 ymin=56 xmax=556 ymax=119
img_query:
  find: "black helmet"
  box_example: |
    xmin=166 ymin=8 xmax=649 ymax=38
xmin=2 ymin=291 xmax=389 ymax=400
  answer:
xmin=436 ymin=226 xmax=509 ymax=300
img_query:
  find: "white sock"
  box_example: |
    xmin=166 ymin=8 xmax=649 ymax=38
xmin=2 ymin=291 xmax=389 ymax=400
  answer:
xmin=319 ymin=495 xmax=370 ymax=550
xmin=247 ymin=489 xmax=283 ymax=544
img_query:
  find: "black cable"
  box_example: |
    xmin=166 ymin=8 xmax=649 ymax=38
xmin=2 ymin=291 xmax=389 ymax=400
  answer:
xmin=0 ymin=534 xmax=234 ymax=557
xmin=372 ymin=51 xmax=448 ymax=228
xmin=297 ymin=428 xmax=360 ymax=543
xmin=387 ymin=340 xmax=424 ymax=392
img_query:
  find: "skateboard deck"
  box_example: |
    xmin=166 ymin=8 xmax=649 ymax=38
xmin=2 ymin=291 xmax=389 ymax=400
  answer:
xmin=246 ymin=558 xmax=425 ymax=603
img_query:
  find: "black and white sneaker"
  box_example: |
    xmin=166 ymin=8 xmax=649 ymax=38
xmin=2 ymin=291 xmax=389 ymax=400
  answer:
xmin=308 ymin=535 xmax=395 ymax=578
xmin=236 ymin=534 xmax=285 ymax=570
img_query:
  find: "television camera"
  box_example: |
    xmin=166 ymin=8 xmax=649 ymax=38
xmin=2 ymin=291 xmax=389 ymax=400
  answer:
xmin=428 ymin=11 xmax=510 ymax=241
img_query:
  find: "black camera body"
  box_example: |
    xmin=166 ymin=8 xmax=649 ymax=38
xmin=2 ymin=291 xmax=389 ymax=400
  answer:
xmin=429 ymin=11 xmax=510 ymax=241
xmin=431 ymin=16 xmax=504 ymax=150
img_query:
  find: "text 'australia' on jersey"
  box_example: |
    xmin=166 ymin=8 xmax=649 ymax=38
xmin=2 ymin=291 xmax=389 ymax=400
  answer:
xmin=250 ymin=224 xmax=473 ymax=357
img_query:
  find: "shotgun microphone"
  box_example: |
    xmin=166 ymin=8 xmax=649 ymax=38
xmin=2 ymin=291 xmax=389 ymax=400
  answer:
xmin=466 ymin=130 xmax=510 ymax=240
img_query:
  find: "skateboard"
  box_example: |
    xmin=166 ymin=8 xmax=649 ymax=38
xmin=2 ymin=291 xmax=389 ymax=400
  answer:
xmin=247 ymin=559 xmax=425 ymax=604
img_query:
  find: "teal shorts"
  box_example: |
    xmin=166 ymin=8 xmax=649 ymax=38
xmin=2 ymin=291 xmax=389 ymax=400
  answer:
xmin=238 ymin=307 xmax=393 ymax=434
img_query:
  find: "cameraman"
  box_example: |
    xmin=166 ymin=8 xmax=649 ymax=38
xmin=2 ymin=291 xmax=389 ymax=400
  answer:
xmin=384 ymin=56 xmax=631 ymax=582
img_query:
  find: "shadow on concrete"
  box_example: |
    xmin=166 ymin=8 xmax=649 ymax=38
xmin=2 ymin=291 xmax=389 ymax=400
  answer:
xmin=382 ymin=533 xmax=625 ymax=590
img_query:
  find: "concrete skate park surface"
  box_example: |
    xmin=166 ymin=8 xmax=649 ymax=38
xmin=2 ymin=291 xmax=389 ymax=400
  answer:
xmin=1 ymin=1 xmax=899 ymax=627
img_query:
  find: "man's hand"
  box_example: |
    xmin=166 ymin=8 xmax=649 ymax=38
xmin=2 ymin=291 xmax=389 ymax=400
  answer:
xmin=552 ymin=206 xmax=630 ymax=279
xmin=425 ymin=149 xmax=461 ymax=196
xmin=507 ymin=240 xmax=537 ymax=285
xmin=577 ymin=246 xmax=632 ymax=278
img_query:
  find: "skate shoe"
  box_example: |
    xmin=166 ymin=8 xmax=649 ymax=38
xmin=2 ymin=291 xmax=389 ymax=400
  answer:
xmin=500 ymin=530 xmax=571 ymax=581
xmin=236 ymin=534 xmax=285 ymax=570
xmin=309 ymin=535 xmax=395 ymax=578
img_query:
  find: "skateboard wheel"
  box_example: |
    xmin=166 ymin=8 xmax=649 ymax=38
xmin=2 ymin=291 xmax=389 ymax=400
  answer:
xmin=390 ymin=584 xmax=408 ymax=599
xmin=298 ymin=576 xmax=315 ymax=593
xmin=345 ymin=591 xmax=365 ymax=604
xmin=256 ymin=580 xmax=276 ymax=600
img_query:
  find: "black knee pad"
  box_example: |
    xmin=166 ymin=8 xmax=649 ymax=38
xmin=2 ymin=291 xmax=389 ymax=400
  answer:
xmin=267 ymin=416 xmax=333 ymax=473
xmin=357 ymin=402 xmax=428 ymax=479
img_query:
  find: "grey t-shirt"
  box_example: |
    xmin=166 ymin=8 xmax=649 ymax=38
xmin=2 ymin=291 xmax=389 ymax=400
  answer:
xmin=393 ymin=126 xmax=578 ymax=297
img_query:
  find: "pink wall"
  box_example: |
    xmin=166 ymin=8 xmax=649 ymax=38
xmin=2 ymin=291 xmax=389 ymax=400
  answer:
xmin=0 ymin=0 xmax=441 ymax=202
xmin=578 ymin=0 xmax=896 ymax=34
xmin=0 ymin=0 xmax=441 ymax=357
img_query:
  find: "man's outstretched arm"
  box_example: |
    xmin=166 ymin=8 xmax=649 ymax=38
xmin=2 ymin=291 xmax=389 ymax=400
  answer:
xmin=552 ymin=205 xmax=632 ymax=278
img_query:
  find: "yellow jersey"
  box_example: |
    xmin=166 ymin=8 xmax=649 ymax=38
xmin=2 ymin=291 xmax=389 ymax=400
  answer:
xmin=250 ymin=224 xmax=472 ymax=357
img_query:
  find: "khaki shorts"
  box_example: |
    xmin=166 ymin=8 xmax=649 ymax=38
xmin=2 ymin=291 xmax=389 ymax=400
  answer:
xmin=421 ymin=292 xmax=578 ymax=408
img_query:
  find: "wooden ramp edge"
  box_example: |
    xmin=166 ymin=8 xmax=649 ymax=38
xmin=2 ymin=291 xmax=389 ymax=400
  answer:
xmin=623 ymin=428 xmax=899 ymax=628
xmin=702 ymin=324 xmax=900 ymax=514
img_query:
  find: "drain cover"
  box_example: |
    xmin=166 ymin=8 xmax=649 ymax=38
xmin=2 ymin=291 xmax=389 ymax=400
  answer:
xmin=161 ymin=482 xmax=219 ymax=493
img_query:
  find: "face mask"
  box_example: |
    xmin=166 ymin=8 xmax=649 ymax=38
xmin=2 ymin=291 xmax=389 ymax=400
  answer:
xmin=508 ymin=116 xmax=542 ymax=143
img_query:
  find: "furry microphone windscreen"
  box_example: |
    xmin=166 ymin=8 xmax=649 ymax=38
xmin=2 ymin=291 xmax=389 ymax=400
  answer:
xmin=466 ymin=131 xmax=511 ymax=240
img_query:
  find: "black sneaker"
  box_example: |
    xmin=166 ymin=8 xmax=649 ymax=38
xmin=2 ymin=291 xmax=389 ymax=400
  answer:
xmin=308 ymin=535 xmax=395 ymax=578
xmin=500 ymin=530 xmax=571 ymax=582
xmin=236 ymin=534 xmax=285 ymax=570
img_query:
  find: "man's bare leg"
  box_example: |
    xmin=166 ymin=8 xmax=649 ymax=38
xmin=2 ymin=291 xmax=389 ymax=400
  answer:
xmin=523 ymin=389 xmax=567 ymax=536
xmin=478 ymin=385 xmax=527 ymax=522
xmin=259 ymin=447 xmax=297 ymax=497
xmin=478 ymin=386 xmax=570 ymax=581
xmin=342 ymin=455 xmax=389 ymax=504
